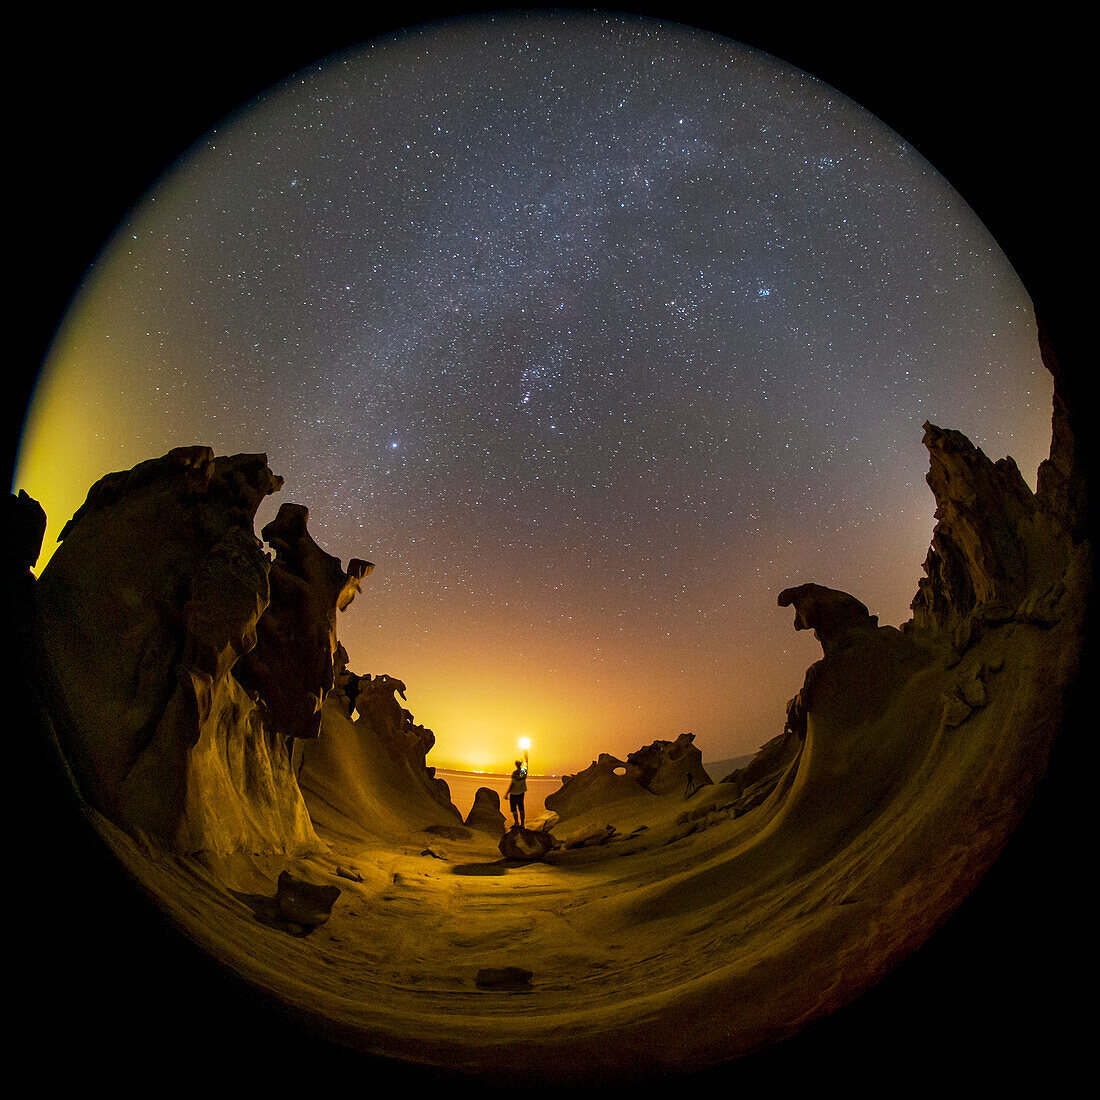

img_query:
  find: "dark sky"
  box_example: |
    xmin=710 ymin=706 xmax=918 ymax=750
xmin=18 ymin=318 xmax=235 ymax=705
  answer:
xmin=14 ymin=11 xmax=1058 ymax=773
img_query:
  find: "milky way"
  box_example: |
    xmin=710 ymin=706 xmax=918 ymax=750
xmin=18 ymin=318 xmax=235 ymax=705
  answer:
xmin=16 ymin=11 xmax=1053 ymax=772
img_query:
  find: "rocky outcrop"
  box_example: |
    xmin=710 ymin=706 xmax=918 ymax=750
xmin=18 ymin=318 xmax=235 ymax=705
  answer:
xmin=777 ymin=584 xmax=879 ymax=658
xmin=346 ymin=672 xmax=456 ymax=815
xmin=6 ymin=488 xmax=47 ymax=581
xmin=6 ymin=488 xmax=47 ymax=644
xmin=756 ymin=324 xmax=1088 ymax=831
xmin=717 ymin=729 xmax=802 ymax=814
xmin=31 ymin=447 xmax=369 ymax=853
xmin=1035 ymin=314 xmax=1089 ymax=541
xmin=624 ymin=732 xmax=712 ymax=796
xmin=544 ymin=753 xmax=636 ymax=817
xmin=909 ymin=421 xmax=1073 ymax=650
xmin=235 ymin=502 xmax=373 ymax=744
xmin=297 ymin=651 xmax=462 ymax=831
xmin=545 ymin=732 xmax=710 ymax=820
xmin=465 ymin=787 xmax=506 ymax=833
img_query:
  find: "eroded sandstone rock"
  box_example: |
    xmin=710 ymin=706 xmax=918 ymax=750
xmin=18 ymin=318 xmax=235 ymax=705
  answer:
xmin=275 ymin=870 xmax=340 ymax=927
xmin=6 ymin=489 xmax=47 ymax=646
xmin=6 ymin=488 xmax=47 ymax=579
xmin=910 ymin=422 xmax=1072 ymax=649
xmin=625 ymin=731 xmax=712 ymax=797
xmin=1035 ymin=314 xmax=1089 ymax=540
xmin=499 ymin=825 xmax=557 ymax=861
xmin=33 ymin=447 xmax=369 ymax=854
xmin=346 ymin=672 xmax=458 ymax=816
xmin=777 ymin=583 xmax=879 ymax=658
xmin=545 ymin=733 xmax=711 ymax=820
xmin=718 ymin=728 xmax=803 ymax=815
xmin=465 ymin=787 xmax=506 ymax=834
xmin=234 ymin=502 xmax=373 ymax=742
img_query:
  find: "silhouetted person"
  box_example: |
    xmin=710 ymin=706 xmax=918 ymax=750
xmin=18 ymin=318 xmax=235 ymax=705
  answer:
xmin=507 ymin=750 xmax=528 ymax=829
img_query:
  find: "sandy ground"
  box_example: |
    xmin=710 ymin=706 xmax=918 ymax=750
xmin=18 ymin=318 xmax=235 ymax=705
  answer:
xmin=46 ymin=584 xmax=1085 ymax=1088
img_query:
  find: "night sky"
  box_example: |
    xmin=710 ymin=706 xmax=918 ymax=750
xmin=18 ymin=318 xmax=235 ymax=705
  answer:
xmin=15 ymin=11 xmax=1054 ymax=774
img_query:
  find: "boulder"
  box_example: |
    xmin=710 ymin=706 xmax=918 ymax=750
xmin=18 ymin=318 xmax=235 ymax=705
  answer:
xmin=499 ymin=825 xmax=557 ymax=861
xmin=275 ymin=870 xmax=340 ymax=927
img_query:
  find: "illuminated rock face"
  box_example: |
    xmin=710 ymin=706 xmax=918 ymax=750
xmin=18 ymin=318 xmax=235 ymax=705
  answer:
xmin=32 ymin=447 xmax=369 ymax=853
xmin=624 ymin=731 xmax=712 ymax=797
xmin=349 ymin=672 xmax=458 ymax=816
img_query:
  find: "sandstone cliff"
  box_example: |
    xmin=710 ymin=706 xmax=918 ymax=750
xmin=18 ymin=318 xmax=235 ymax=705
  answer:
xmin=29 ymin=447 xmax=373 ymax=854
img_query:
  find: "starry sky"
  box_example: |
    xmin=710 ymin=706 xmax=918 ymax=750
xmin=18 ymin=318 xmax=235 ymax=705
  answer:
xmin=15 ymin=11 xmax=1054 ymax=775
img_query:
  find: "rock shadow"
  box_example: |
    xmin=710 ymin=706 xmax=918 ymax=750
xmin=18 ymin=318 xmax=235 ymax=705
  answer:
xmin=450 ymin=858 xmax=510 ymax=876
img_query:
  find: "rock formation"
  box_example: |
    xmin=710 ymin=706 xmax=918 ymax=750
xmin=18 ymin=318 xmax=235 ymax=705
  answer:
xmin=30 ymin=446 xmax=371 ymax=854
xmin=234 ymin=502 xmax=373 ymax=748
xmin=716 ymin=729 xmax=802 ymax=815
xmin=545 ymin=732 xmax=710 ymax=819
xmin=1035 ymin=314 xmax=1089 ymax=542
xmin=464 ymin=787 xmax=506 ymax=833
xmin=739 ymin=331 xmax=1088 ymax=864
xmin=345 ymin=671 xmax=456 ymax=815
xmin=6 ymin=487 xmax=46 ymax=583
xmin=777 ymin=583 xmax=879 ymax=657
xmin=6 ymin=488 xmax=46 ymax=645
xmin=909 ymin=421 xmax=1073 ymax=649
xmin=624 ymin=731 xmax=713 ymax=796
xmin=295 ymin=658 xmax=464 ymax=835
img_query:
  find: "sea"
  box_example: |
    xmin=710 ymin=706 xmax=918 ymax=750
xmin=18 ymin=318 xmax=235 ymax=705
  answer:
xmin=434 ymin=769 xmax=564 ymax=820
xmin=435 ymin=757 xmax=748 ymax=820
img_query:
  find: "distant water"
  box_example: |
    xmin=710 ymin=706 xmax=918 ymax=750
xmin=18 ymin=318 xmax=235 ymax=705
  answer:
xmin=435 ymin=770 xmax=564 ymax=820
xmin=436 ymin=758 xmax=753 ymax=820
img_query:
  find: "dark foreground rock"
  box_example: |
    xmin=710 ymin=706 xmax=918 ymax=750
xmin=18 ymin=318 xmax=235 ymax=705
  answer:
xmin=465 ymin=787 xmax=506 ymax=833
xmin=276 ymin=870 xmax=340 ymax=927
xmin=499 ymin=825 xmax=557 ymax=861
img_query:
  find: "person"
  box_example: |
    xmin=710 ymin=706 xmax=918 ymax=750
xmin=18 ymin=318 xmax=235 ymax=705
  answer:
xmin=507 ymin=749 xmax=529 ymax=829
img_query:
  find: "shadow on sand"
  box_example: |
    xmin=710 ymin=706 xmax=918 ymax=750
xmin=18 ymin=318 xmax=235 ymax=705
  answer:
xmin=450 ymin=858 xmax=512 ymax=876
